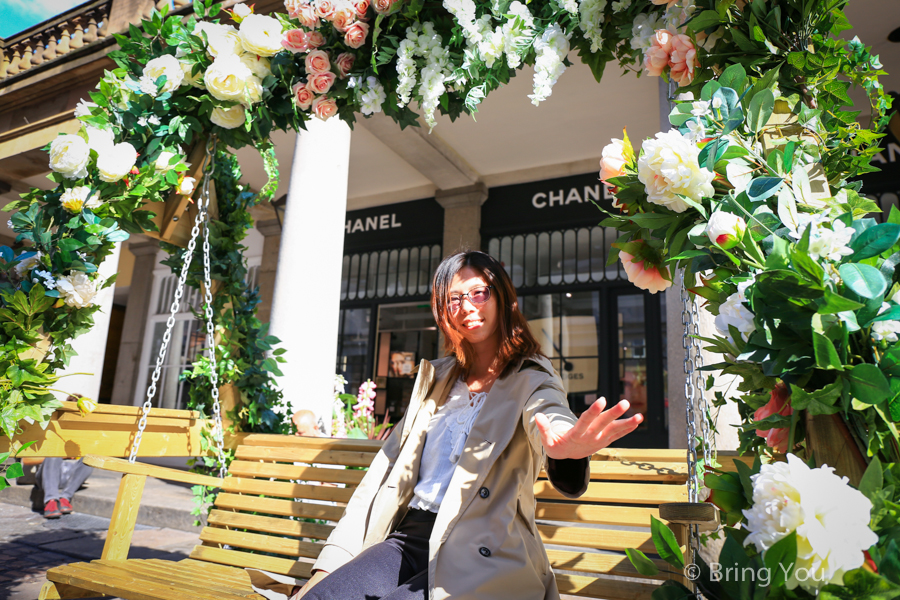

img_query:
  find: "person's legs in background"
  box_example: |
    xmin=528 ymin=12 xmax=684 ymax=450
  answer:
xmin=37 ymin=458 xmax=63 ymax=518
xmin=59 ymin=458 xmax=92 ymax=513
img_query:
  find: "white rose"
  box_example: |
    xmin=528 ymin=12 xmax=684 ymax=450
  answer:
xmin=243 ymin=75 xmax=264 ymax=106
xmin=143 ymin=55 xmax=184 ymax=94
xmin=179 ymin=60 xmax=205 ymax=88
xmin=84 ymin=126 xmax=114 ymax=154
xmin=240 ymin=53 xmax=272 ymax=80
xmin=194 ymin=22 xmax=244 ymax=58
xmin=57 ymin=271 xmax=98 ymax=309
xmin=155 ymin=151 xmax=181 ymax=172
xmin=97 ymin=142 xmax=137 ymax=183
xmin=177 ymin=176 xmax=196 ymax=196
xmin=210 ymin=105 xmax=246 ymax=129
xmin=638 ymin=130 xmax=715 ymax=213
xmin=60 ymin=186 xmax=102 ymax=214
xmin=714 ymin=278 xmax=755 ymax=343
xmin=49 ymin=135 xmax=90 ymax=180
xmin=238 ymin=14 xmax=284 ymax=58
xmin=743 ymin=455 xmax=879 ymax=593
xmin=204 ymin=54 xmax=254 ymax=103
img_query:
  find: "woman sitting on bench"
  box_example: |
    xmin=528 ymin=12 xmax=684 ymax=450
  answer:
xmin=296 ymin=251 xmax=643 ymax=600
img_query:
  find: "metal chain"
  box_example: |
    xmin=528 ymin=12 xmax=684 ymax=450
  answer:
xmin=129 ymin=137 xmax=227 ymax=479
xmin=680 ymin=270 xmax=702 ymax=574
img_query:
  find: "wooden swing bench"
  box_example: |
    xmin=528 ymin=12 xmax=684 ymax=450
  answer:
xmin=39 ymin=435 xmax=744 ymax=600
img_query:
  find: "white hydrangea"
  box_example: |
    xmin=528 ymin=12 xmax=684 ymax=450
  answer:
xmin=359 ymin=76 xmax=387 ymax=115
xmin=501 ymin=2 xmax=535 ymax=68
xmin=57 ymin=271 xmax=98 ymax=309
xmin=631 ymin=12 xmax=664 ymax=54
xmin=578 ymin=0 xmax=607 ymax=53
xmin=559 ymin=0 xmax=579 ymax=14
xmin=529 ymin=24 xmax=569 ymax=106
xmin=743 ymin=455 xmax=878 ymax=593
xmin=714 ymin=279 xmax=755 ymax=343
xmin=637 ymin=130 xmax=715 ymax=212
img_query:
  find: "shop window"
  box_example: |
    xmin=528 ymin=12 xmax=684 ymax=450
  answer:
xmin=341 ymin=244 xmax=441 ymax=301
xmin=336 ymin=308 xmax=372 ymax=399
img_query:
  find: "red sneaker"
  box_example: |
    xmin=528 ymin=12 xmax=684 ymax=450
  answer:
xmin=44 ymin=500 xmax=62 ymax=519
xmin=59 ymin=498 xmax=73 ymax=514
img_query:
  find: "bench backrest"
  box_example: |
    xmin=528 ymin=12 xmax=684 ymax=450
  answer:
xmin=192 ymin=435 xmax=695 ymax=599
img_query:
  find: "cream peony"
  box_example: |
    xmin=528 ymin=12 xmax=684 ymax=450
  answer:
xmin=177 ymin=176 xmax=197 ymax=196
xmin=205 ymin=54 xmax=255 ymax=103
xmin=57 ymin=271 xmax=98 ymax=308
xmin=155 ymin=150 xmax=180 ymax=172
xmin=210 ymin=105 xmax=247 ymax=129
xmin=179 ymin=60 xmax=205 ymax=88
xmin=240 ymin=53 xmax=272 ymax=80
xmin=619 ymin=250 xmax=671 ymax=294
xmin=233 ymin=2 xmax=253 ymax=18
xmin=143 ymin=55 xmax=184 ymax=94
xmin=49 ymin=135 xmax=90 ymax=180
xmin=85 ymin=126 xmax=114 ymax=153
xmin=239 ymin=14 xmax=285 ymax=57
xmin=194 ymin=22 xmax=244 ymax=58
xmin=97 ymin=142 xmax=137 ymax=183
xmin=599 ymin=138 xmax=628 ymax=183
xmin=637 ymin=130 xmax=714 ymax=213
xmin=743 ymin=455 xmax=879 ymax=593
xmin=60 ymin=186 xmax=101 ymax=214
xmin=243 ymin=76 xmax=264 ymax=106
xmin=705 ymin=211 xmax=746 ymax=249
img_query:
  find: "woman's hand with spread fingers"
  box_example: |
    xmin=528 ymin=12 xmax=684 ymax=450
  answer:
xmin=534 ymin=398 xmax=643 ymax=460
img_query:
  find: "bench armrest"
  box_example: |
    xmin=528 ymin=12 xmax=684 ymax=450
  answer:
xmin=83 ymin=455 xmax=223 ymax=487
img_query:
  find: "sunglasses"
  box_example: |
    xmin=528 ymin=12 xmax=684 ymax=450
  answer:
xmin=449 ymin=285 xmax=493 ymax=313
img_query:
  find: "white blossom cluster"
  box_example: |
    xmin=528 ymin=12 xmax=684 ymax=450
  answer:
xmin=356 ymin=76 xmax=387 ymax=115
xmin=872 ymin=290 xmax=900 ymax=342
xmin=33 ymin=270 xmax=57 ymax=290
xmin=788 ymin=214 xmax=854 ymax=263
xmin=395 ymin=23 xmax=453 ymax=129
xmin=500 ymin=2 xmax=535 ymax=69
xmin=663 ymin=0 xmax=696 ymax=31
xmin=714 ymin=278 xmax=756 ymax=344
xmin=610 ymin=0 xmax=632 ymax=11
xmin=529 ymin=24 xmax=570 ymax=106
xmin=630 ymin=12 xmax=663 ymax=56
xmin=578 ymin=0 xmax=607 ymax=53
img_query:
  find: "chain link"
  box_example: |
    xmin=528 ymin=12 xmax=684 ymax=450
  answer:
xmin=129 ymin=137 xmax=227 ymax=479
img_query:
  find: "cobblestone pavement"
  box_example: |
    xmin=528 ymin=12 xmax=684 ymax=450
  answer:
xmin=0 ymin=502 xmax=200 ymax=600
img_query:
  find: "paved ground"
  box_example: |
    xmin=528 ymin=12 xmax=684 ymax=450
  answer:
xmin=0 ymin=503 xmax=200 ymax=600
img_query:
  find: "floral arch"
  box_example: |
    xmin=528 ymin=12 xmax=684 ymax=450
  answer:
xmin=1 ymin=0 xmax=899 ymax=595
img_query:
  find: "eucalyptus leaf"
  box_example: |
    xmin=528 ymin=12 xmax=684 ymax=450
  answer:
xmin=747 ymin=89 xmax=775 ymax=133
xmin=839 ymin=263 xmax=887 ymax=299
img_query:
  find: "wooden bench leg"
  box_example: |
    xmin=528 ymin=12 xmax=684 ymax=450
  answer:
xmin=101 ymin=472 xmax=147 ymax=561
xmin=39 ymin=581 xmax=107 ymax=599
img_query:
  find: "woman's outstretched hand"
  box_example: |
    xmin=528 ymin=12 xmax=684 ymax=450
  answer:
xmin=534 ymin=398 xmax=643 ymax=460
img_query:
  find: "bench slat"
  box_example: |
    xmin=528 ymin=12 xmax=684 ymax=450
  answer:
xmin=214 ymin=493 xmax=345 ymax=522
xmin=228 ymin=460 xmax=366 ymax=485
xmin=241 ymin=434 xmax=384 ymax=453
xmin=189 ymin=545 xmax=313 ymax=579
xmin=200 ymin=527 xmax=323 ymax=559
xmin=221 ymin=477 xmax=355 ymax=502
xmin=538 ymin=525 xmax=666 ymax=554
xmin=94 ymin=559 xmax=259 ymax=598
xmin=545 ymin=549 xmax=670 ymax=580
xmin=591 ymin=449 xmax=686 ymax=462
xmin=149 ymin=558 xmax=252 ymax=586
xmin=535 ymin=480 xmax=688 ymax=504
xmin=555 ymin=573 xmax=659 ymax=600
xmin=207 ymin=509 xmax=334 ymax=540
xmin=535 ymin=502 xmax=662 ymax=527
xmin=235 ymin=446 xmax=376 ymax=468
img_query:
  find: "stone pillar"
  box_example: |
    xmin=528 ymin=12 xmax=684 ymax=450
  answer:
xmin=435 ymin=183 xmax=488 ymax=254
xmin=255 ymin=218 xmax=281 ymax=324
xmin=56 ymin=244 xmax=122 ymax=401
xmin=110 ymin=239 xmax=160 ymax=406
xmin=268 ymin=120 xmax=351 ymax=430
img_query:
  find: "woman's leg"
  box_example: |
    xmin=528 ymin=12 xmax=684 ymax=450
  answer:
xmin=302 ymin=539 xmax=415 ymax=600
xmin=379 ymin=570 xmax=428 ymax=600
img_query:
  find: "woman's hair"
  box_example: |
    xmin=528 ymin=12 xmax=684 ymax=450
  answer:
xmin=431 ymin=250 xmax=543 ymax=378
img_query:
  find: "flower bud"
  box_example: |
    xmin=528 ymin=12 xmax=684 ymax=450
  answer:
xmin=76 ymin=396 xmax=98 ymax=417
xmin=706 ymin=211 xmax=746 ymax=249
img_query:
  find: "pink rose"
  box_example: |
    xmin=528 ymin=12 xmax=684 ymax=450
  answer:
xmin=282 ymin=29 xmax=310 ymax=53
xmin=619 ymin=249 xmax=671 ymax=294
xmin=312 ymin=95 xmax=338 ymax=121
xmin=643 ymin=30 xmax=672 ymax=77
xmin=331 ymin=8 xmax=356 ymax=32
xmin=599 ymin=138 xmax=628 ymax=183
xmin=315 ymin=0 xmax=336 ymax=20
xmin=668 ymin=34 xmax=698 ymax=87
xmin=305 ymin=49 xmax=331 ymax=74
xmin=373 ymin=0 xmax=392 ymax=14
xmin=292 ymin=81 xmax=315 ymax=110
xmin=334 ymin=52 xmax=355 ymax=78
xmin=753 ymin=383 xmax=793 ymax=453
xmin=295 ymin=3 xmax=320 ymax=28
xmin=354 ymin=0 xmax=370 ymax=19
xmin=307 ymin=71 xmax=336 ymax=94
xmin=343 ymin=21 xmax=369 ymax=49
xmin=284 ymin=0 xmax=306 ymax=17
xmin=306 ymin=31 xmax=326 ymax=48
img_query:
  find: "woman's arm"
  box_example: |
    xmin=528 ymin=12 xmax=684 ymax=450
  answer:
xmin=292 ymin=570 xmax=329 ymax=599
xmin=534 ymin=396 xmax=643 ymax=460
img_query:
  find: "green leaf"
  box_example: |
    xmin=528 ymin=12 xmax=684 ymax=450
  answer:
xmin=812 ymin=332 xmax=843 ymax=370
xmin=764 ymin=531 xmax=797 ymax=588
xmin=839 ymin=263 xmax=888 ymax=300
xmin=882 ymin=540 xmax=900 ymax=586
xmin=747 ymin=177 xmax=783 ymax=202
xmin=747 ymin=89 xmax=775 ymax=133
xmin=718 ymin=64 xmax=747 ymax=94
xmin=627 ymin=213 xmax=677 ymax=229
xmin=650 ymin=515 xmax=684 ymax=570
xmin=851 ymin=224 xmax=900 ymax=261
xmin=648 ymin=582 xmax=694 ymax=600
xmin=5 ymin=462 xmax=23 ymax=479
xmin=625 ymin=548 xmax=660 ymax=576
xmin=819 ymin=568 xmax=900 ymax=600
xmin=858 ymin=457 xmax=883 ymax=502
xmin=818 ymin=290 xmax=865 ymax=314
xmin=687 ymin=9 xmax=723 ymax=32
xmin=847 ymin=364 xmax=892 ymax=405
xmin=789 ymin=382 xmax=842 ymax=415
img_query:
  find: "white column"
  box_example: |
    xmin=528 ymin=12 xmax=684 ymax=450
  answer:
xmin=268 ymin=119 xmax=351 ymax=431
xmin=56 ymin=243 xmax=122 ymax=401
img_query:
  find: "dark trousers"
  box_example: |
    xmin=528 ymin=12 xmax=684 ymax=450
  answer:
xmin=36 ymin=458 xmax=93 ymax=504
xmin=304 ymin=508 xmax=435 ymax=600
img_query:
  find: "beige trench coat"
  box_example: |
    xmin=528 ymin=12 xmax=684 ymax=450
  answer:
xmin=312 ymin=354 xmax=590 ymax=600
